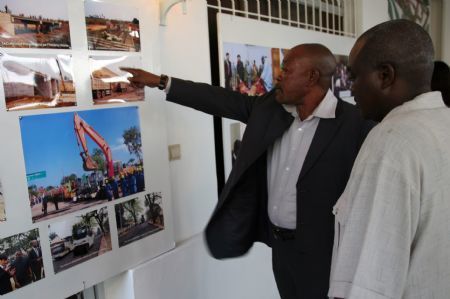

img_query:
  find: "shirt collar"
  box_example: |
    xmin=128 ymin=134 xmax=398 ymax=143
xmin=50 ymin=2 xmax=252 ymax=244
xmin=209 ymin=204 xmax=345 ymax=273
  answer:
xmin=384 ymin=91 xmax=445 ymax=121
xmin=282 ymin=89 xmax=337 ymax=120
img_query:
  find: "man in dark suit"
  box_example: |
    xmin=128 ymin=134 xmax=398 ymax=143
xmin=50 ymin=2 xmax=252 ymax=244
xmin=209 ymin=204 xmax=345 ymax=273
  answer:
xmin=12 ymin=250 xmax=32 ymax=287
xmin=224 ymin=52 xmax=232 ymax=90
xmin=121 ymin=43 xmax=375 ymax=299
xmin=236 ymin=54 xmax=245 ymax=82
xmin=28 ymin=240 xmax=43 ymax=281
xmin=0 ymin=254 xmax=13 ymax=295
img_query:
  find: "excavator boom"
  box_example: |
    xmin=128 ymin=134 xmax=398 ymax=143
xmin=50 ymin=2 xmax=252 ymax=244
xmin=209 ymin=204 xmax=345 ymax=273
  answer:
xmin=73 ymin=113 xmax=114 ymax=178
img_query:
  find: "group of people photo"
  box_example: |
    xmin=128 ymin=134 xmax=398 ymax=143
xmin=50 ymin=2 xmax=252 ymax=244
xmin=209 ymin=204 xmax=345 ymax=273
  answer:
xmin=223 ymin=43 xmax=279 ymax=96
xmin=0 ymin=234 xmax=44 ymax=295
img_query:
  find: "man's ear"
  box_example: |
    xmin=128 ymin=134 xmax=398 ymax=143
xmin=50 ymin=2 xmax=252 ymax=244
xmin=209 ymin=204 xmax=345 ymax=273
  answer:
xmin=309 ymin=69 xmax=320 ymax=85
xmin=377 ymin=63 xmax=395 ymax=89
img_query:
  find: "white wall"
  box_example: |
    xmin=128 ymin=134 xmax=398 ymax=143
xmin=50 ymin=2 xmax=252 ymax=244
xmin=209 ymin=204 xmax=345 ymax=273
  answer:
xmin=159 ymin=0 xmax=217 ymax=244
xmin=356 ymin=0 xmax=389 ymax=35
xmin=132 ymin=235 xmax=277 ymax=299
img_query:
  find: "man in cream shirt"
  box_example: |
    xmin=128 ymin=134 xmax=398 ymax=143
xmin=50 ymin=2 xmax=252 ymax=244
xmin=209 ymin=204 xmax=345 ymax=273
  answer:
xmin=329 ymin=20 xmax=450 ymax=299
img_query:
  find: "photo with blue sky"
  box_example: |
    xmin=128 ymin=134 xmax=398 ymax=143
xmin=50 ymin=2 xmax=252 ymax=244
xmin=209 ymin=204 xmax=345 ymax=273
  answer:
xmin=20 ymin=106 xmax=145 ymax=222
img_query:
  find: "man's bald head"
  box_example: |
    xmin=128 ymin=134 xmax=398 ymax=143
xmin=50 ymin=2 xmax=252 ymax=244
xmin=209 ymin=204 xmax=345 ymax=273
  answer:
xmin=275 ymin=43 xmax=336 ymax=118
xmin=289 ymin=44 xmax=337 ymax=89
xmin=355 ymin=19 xmax=434 ymax=91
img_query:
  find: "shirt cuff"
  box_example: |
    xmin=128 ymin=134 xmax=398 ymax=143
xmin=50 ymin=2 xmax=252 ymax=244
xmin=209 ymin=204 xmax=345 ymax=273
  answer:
xmin=328 ymin=281 xmax=391 ymax=299
xmin=328 ymin=280 xmax=352 ymax=298
xmin=164 ymin=77 xmax=172 ymax=93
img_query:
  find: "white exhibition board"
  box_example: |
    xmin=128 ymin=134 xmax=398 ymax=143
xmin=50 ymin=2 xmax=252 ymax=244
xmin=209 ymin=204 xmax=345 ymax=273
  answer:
xmin=0 ymin=0 xmax=175 ymax=298
xmin=216 ymin=13 xmax=357 ymax=178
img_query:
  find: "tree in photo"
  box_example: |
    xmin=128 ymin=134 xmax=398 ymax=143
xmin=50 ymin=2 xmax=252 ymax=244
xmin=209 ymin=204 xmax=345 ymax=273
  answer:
xmin=122 ymin=199 xmax=143 ymax=226
xmin=93 ymin=208 xmax=109 ymax=234
xmin=122 ymin=127 xmax=142 ymax=164
xmin=91 ymin=148 xmax=106 ymax=174
xmin=145 ymin=192 xmax=163 ymax=225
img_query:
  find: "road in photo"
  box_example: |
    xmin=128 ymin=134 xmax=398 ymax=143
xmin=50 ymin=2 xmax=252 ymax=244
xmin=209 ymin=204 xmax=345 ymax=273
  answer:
xmin=49 ymin=207 xmax=111 ymax=273
xmin=115 ymin=192 xmax=164 ymax=247
xmin=0 ymin=0 xmax=71 ymax=49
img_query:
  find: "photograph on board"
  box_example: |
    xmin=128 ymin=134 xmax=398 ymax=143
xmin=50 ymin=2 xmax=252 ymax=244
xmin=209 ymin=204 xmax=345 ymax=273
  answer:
xmin=0 ymin=228 xmax=44 ymax=295
xmin=115 ymin=192 xmax=164 ymax=247
xmin=221 ymin=42 xmax=285 ymax=179
xmin=89 ymin=55 xmax=144 ymax=105
xmin=222 ymin=42 xmax=285 ymax=95
xmin=0 ymin=0 xmax=71 ymax=49
xmin=0 ymin=180 xmax=5 ymax=222
xmin=332 ymin=55 xmax=354 ymax=104
xmin=49 ymin=207 xmax=112 ymax=273
xmin=84 ymin=0 xmax=140 ymax=52
xmin=20 ymin=106 xmax=145 ymax=223
xmin=0 ymin=53 xmax=76 ymax=111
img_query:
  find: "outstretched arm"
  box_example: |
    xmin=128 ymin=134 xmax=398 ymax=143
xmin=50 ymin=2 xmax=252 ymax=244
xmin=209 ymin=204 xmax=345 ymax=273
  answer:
xmin=120 ymin=67 xmax=263 ymax=123
xmin=120 ymin=67 xmax=161 ymax=89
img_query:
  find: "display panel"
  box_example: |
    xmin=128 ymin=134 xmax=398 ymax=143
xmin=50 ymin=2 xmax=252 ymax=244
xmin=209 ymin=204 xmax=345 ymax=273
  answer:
xmin=0 ymin=1 xmax=174 ymax=297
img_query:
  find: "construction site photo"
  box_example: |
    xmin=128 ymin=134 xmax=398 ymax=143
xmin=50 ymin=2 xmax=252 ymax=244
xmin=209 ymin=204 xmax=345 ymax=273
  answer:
xmin=84 ymin=0 xmax=140 ymax=52
xmin=90 ymin=55 xmax=144 ymax=105
xmin=20 ymin=106 xmax=145 ymax=223
xmin=0 ymin=0 xmax=71 ymax=49
xmin=0 ymin=53 xmax=76 ymax=111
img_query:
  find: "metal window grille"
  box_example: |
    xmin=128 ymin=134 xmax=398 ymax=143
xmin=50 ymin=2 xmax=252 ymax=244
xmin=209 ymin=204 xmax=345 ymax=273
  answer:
xmin=206 ymin=0 xmax=356 ymax=37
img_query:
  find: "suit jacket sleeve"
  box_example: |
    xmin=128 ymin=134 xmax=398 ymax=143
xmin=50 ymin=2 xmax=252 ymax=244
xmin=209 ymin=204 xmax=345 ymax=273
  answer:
xmin=166 ymin=77 xmax=263 ymax=123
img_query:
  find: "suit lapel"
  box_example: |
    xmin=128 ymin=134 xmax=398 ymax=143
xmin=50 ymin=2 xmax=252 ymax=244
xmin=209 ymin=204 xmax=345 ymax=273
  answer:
xmin=228 ymin=99 xmax=293 ymax=185
xmin=298 ymin=100 xmax=345 ymax=181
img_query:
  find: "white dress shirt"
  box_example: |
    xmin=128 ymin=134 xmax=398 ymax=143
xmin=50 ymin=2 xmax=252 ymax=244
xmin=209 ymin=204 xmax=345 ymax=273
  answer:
xmin=267 ymin=89 xmax=337 ymax=229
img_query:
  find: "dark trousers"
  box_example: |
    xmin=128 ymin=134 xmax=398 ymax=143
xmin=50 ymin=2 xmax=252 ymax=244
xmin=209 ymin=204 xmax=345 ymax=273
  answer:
xmin=271 ymin=229 xmax=329 ymax=299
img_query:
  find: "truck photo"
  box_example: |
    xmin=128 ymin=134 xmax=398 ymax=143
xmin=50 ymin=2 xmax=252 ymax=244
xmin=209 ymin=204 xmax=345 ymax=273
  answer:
xmin=72 ymin=225 xmax=94 ymax=256
xmin=50 ymin=236 xmax=73 ymax=260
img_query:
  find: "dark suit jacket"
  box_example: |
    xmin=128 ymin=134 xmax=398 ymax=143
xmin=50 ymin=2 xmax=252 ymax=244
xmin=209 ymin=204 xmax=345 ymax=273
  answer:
xmin=0 ymin=267 xmax=12 ymax=295
xmin=167 ymin=78 xmax=375 ymax=298
xmin=28 ymin=247 xmax=42 ymax=274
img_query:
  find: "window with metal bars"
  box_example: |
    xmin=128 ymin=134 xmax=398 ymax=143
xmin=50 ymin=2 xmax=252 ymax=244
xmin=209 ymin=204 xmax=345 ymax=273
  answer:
xmin=206 ymin=0 xmax=355 ymax=37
